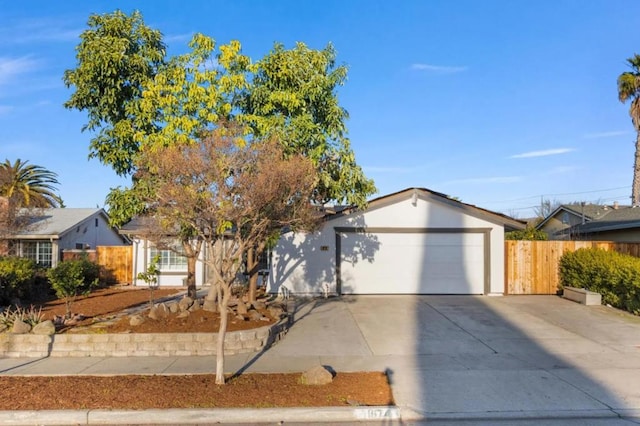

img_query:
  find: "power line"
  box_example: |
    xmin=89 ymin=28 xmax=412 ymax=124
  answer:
xmin=481 ymin=186 xmax=630 ymax=205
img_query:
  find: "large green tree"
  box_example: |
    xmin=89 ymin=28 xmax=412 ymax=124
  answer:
xmin=63 ymin=10 xmax=166 ymax=177
xmin=0 ymin=159 xmax=62 ymax=208
xmin=618 ymin=54 xmax=640 ymax=206
xmin=65 ymin=10 xmax=375 ymax=300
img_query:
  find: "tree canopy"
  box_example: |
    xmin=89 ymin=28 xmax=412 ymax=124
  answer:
xmin=64 ymin=10 xmax=375 ymax=227
xmin=0 ymin=159 xmax=62 ymax=208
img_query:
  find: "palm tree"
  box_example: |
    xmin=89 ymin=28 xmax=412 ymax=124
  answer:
xmin=0 ymin=159 xmax=62 ymax=208
xmin=618 ymin=54 xmax=640 ymax=206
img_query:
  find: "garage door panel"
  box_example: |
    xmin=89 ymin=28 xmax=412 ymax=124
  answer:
xmin=339 ymin=232 xmax=484 ymax=294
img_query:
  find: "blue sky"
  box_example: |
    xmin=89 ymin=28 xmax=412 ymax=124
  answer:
xmin=2 ymin=1 xmax=640 ymax=218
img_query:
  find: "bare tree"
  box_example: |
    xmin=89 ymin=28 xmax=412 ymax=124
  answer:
xmin=137 ymin=124 xmax=318 ymax=384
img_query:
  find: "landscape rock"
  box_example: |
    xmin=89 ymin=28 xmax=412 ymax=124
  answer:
xmin=251 ymin=301 xmax=267 ymax=310
xmin=202 ymin=299 xmax=218 ymax=312
xmin=301 ymin=365 xmax=334 ymax=385
xmin=268 ymin=306 xmax=284 ymax=318
xmin=129 ymin=315 xmax=146 ymax=326
xmin=167 ymin=302 xmax=179 ymax=313
xmin=236 ymin=314 xmax=247 ymax=321
xmin=248 ymin=310 xmax=263 ymax=321
xmin=32 ymin=320 xmax=55 ymax=335
xmin=188 ymin=300 xmax=201 ymax=312
xmin=178 ymin=297 xmax=194 ymax=312
xmin=11 ymin=320 xmax=31 ymax=334
xmin=177 ymin=311 xmax=190 ymax=319
xmin=236 ymin=302 xmax=248 ymax=315
xmin=149 ymin=303 xmax=169 ymax=320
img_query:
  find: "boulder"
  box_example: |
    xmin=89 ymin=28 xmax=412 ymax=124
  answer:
xmin=251 ymin=301 xmax=267 ymax=310
xmin=268 ymin=306 xmax=284 ymax=318
xmin=248 ymin=310 xmax=264 ymax=321
xmin=301 ymin=365 xmax=333 ymax=385
xmin=177 ymin=311 xmax=190 ymax=319
xmin=148 ymin=303 xmax=169 ymax=320
xmin=178 ymin=297 xmax=194 ymax=312
xmin=188 ymin=300 xmax=201 ymax=312
xmin=129 ymin=315 xmax=146 ymax=326
xmin=236 ymin=302 xmax=248 ymax=315
xmin=32 ymin=320 xmax=55 ymax=335
xmin=167 ymin=302 xmax=179 ymax=313
xmin=202 ymin=299 xmax=218 ymax=312
xmin=11 ymin=320 xmax=31 ymax=334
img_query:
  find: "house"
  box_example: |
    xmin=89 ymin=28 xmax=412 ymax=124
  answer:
xmin=4 ymin=208 xmax=129 ymax=268
xmin=268 ymin=187 xmax=525 ymax=296
xmin=119 ymin=217 xmax=209 ymax=287
xmin=536 ymin=202 xmax=640 ymax=241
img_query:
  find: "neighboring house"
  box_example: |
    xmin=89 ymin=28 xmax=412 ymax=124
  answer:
xmin=536 ymin=202 xmax=640 ymax=241
xmin=269 ymin=187 xmax=525 ymax=296
xmin=5 ymin=208 xmax=129 ymax=268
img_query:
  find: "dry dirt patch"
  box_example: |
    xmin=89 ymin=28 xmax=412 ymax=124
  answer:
xmin=0 ymin=373 xmax=393 ymax=410
xmin=14 ymin=287 xmax=394 ymax=409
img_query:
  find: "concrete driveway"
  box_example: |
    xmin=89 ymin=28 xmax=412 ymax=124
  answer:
xmin=241 ymin=295 xmax=640 ymax=422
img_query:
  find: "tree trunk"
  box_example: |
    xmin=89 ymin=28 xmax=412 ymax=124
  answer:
xmin=186 ymin=256 xmax=197 ymax=299
xmin=215 ymin=285 xmax=231 ymax=385
xmin=633 ymin=132 xmax=640 ymax=206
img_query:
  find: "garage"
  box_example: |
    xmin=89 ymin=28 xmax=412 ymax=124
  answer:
xmin=337 ymin=229 xmax=487 ymax=294
xmin=269 ymin=188 xmax=524 ymax=296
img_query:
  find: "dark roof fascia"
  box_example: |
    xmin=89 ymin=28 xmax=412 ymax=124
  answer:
xmin=572 ymin=220 xmax=640 ymax=234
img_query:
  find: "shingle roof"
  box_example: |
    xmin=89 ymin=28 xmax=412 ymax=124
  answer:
xmin=14 ymin=208 xmax=104 ymax=238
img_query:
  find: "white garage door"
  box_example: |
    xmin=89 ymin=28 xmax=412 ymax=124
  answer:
xmin=338 ymin=231 xmax=485 ymax=294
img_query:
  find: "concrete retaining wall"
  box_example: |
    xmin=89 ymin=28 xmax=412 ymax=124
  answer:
xmin=0 ymin=319 xmax=290 ymax=358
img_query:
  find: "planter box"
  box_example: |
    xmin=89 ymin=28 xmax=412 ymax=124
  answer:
xmin=563 ymin=286 xmax=602 ymax=306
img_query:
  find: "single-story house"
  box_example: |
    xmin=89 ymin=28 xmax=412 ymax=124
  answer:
xmin=119 ymin=217 xmax=209 ymax=287
xmin=536 ymin=202 xmax=640 ymax=242
xmin=4 ymin=208 xmax=129 ymax=268
xmin=268 ymin=187 xmax=525 ymax=296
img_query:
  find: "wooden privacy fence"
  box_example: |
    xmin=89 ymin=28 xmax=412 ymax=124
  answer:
xmin=505 ymin=240 xmax=640 ymax=295
xmin=96 ymin=245 xmax=133 ymax=285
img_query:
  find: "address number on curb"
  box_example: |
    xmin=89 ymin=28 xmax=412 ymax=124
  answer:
xmin=354 ymin=407 xmax=401 ymax=420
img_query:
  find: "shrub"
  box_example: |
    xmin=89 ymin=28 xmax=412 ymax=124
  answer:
xmin=559 ymin=248 xmax=640 ymax=314
xmin=0 ymin=256 xmax=38 ymax=303
xmin=505 ymin=227 xmax=548 ymax=241
xmin=47 ymin=258 xmax=99 ymax=318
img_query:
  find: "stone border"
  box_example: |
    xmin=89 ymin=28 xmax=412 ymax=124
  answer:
xmin=0 ymin=317 xmax=290 ymax=358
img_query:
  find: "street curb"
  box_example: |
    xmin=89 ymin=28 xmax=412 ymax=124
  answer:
xmin=398 ymin=407 xmax=631 ymax=422
xmin=0 ymin=406 xmax=401 ymax=425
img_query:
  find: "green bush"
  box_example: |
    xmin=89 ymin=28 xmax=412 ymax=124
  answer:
xmin=559 ymin=248 xmax=640 ymax=314
xmin=505 ymin=227 xmax=548 ymax=240
xmin=0 ymin=256 xmax=38 ymax=303
xmin=47 ymin=258 xmax=99 ymax=318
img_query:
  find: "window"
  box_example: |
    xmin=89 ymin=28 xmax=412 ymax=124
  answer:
xmin=150 ymin=247 xmax=187 ymax=271
xmin=562 ymin=212 xmax=570 ymax=225
xmin=22 ymin=241 xmax=53 ymax=268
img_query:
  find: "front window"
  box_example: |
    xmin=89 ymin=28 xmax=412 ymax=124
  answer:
xmin=150 ymin=247 xmax=187 ymax=271
xmin=22 ymin=241 xmax=52 ymax=268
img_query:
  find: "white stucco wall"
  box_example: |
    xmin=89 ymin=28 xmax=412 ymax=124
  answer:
xmin=130 ymin=238 xmax=207 ymax=287
xmin=268 ymin=191 xmax=506 ymax=295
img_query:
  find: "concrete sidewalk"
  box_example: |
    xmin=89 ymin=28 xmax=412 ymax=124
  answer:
xmin=2 ymin=295 xmax=640 ymax=424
